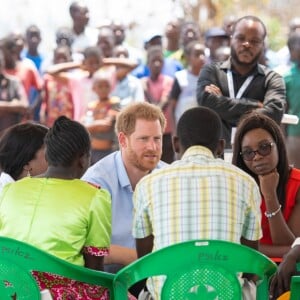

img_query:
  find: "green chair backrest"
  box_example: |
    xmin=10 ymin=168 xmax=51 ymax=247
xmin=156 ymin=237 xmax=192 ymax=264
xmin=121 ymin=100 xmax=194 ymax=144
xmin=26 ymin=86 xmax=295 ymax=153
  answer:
xmin=291 ymin=277 xmax=300 ymax=300
xmin=0 ymin=236 xmax=115 ymax=299
xmin=290 ymin=263 xmax=300 ymax=300
xmin=113 ymin=239 xmax=277 ymax=300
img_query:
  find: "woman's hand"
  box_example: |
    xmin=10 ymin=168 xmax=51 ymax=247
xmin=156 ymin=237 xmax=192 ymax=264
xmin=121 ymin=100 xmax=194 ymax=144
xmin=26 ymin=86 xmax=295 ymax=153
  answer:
xmin=258 ymin=169 xmax=279 ymax=201
xmin=259 ymin=168 xmax=295 ymax=247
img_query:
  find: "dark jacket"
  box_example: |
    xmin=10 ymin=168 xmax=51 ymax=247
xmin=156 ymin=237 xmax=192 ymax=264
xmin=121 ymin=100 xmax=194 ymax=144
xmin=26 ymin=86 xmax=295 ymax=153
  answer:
xmin=197 ymin=58 xmax=286 ymax=147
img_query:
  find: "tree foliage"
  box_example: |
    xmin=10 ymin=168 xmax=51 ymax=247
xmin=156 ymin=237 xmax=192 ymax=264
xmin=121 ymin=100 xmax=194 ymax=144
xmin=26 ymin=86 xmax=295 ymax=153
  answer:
xmin=175 ymin=0 xmax=295 ymax=50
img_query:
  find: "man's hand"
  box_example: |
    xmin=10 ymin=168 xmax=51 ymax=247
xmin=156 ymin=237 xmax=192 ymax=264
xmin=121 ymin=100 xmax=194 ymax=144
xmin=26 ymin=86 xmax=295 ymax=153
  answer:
xmin=269 ymin=247 xmax=299 ymax=299
xmin=257 ymin=101 xmax=264 ymax=108
xmin=204 ymin=84 xmax=223 ymax=96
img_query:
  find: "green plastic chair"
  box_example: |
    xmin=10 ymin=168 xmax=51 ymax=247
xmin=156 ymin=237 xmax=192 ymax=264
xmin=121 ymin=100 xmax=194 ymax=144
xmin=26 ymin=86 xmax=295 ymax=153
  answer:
xmin=289 ymin=263 xmax=300 ymax=300
xmin=113 ymin=239 xmax=277 ymax=300
xmin=0 ymin=236 xmax=115 ymax=299
xmin=291 ymin=277 xmax=300 ymax=300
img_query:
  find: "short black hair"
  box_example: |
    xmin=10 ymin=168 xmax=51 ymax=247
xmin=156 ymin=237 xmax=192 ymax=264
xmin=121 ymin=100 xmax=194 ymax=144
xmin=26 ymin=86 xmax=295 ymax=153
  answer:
xmin=45 ymin=116 xmax=91 ymax=167
xmin=183 ymin=41 xmax=205 ymax=57
xmin=0 ymin=123 xmax=48 ymax=180
xmin=177 ymin=107 xmax=221 ymax=152
xmin=146 ymin=45 xmax=163 ymax=63
xmin=69 ymin=1 xmax=86 ymax=15
xmin=0 ymin=35 xmax=16 ymax=51
xmin=56 ymin=26 xmax=74 ymax=47
xmin=83 ymin=46 xmax=103 ymax=59
xmin=287 ymin=31 xmax=300 ymax=50
xmin=232 ymin=15 xmax=267 ymax=39
xmin=25 ymin=24 xmax=40 ymax=36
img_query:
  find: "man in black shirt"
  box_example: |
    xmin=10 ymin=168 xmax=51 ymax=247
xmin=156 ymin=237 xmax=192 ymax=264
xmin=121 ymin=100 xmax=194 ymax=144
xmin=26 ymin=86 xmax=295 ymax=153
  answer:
xmin=197 ymin=15 xmax=286 ymax=148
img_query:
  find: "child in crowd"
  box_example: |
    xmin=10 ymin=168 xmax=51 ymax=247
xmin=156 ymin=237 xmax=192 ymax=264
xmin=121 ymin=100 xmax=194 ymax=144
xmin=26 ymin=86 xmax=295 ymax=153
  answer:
xmin=111 ymin=45 xmax=145 ymax=107
xmin=46 ymin=46 xmax=114 ymax=122
xmin=169 ymin=41 xmax=206 ymax=129
xmin=83 ymin=72 xmax=120 ymax=164
xmin=66 ymin=46 xmax=107 ymax=122
xmin=22 ymin=25 xmax=44 ymax=121
xmin=1 ymin=34 xmax=42 ymax=122
xmin=42 ymin=45 xmax=74 ymax=126
xmin=0 ymin=49 xmax=28 ymax=132
xmin=141 ymin=45 xmax=174 ymax=163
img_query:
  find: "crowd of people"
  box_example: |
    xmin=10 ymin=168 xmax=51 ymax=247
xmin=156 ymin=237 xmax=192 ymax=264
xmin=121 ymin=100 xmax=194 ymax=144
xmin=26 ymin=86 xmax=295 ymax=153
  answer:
xmin=0 ymin=1 xmax=300 ymax=299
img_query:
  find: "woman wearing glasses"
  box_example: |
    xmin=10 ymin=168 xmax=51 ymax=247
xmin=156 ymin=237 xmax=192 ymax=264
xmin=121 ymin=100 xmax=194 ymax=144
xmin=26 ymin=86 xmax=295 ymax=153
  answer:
xmin=232 ymin=112 xmax=300 ymax=259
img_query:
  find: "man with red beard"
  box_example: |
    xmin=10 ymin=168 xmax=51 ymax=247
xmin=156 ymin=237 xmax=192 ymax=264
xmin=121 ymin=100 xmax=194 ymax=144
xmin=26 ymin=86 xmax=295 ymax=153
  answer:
xmin=81 ymin=102 xmax=167 ymax=277
xmin=197 ymin=15 xmax=286 ymax=149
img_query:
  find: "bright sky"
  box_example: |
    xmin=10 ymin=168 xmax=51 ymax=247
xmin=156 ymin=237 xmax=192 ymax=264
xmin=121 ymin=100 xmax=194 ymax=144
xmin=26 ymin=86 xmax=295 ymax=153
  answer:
xmin=0 ymin=0 xmax=182 ymax=53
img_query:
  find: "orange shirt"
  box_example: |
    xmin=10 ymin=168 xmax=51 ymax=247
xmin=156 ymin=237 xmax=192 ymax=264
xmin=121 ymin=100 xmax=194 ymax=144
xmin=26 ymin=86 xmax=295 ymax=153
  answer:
xmin=5 ymin=59 xmax=43 ymax=96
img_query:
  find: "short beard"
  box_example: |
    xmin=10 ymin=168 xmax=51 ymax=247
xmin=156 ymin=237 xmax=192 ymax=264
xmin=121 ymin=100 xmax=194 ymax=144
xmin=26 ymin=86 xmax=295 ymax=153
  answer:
xmin=127 ymin=145 xmax=152 ymax=172
xmin=230 ymin=46 xmax=262 ymax=68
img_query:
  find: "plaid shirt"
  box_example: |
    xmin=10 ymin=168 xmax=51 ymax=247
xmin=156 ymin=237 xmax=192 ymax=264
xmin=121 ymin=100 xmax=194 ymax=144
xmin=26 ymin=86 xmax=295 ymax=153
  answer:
xmin=133 ymin=145 xmax=262 ymax=298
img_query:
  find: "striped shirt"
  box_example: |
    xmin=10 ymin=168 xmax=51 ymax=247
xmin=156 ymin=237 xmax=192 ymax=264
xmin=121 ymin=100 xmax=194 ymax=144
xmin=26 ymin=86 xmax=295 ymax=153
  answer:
xmin=132 ymin=146 xmax=262 ymax=298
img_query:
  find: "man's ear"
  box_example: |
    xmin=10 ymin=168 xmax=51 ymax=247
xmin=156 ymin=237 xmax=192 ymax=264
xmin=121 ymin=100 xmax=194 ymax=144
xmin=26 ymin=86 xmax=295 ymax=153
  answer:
xmin=118 ymin=132 xmax=127 ymax=148
xmin=172 ymin=135 xmax=180 ymax=153
xmin=216 ymin=139 xmax=225 ymax=158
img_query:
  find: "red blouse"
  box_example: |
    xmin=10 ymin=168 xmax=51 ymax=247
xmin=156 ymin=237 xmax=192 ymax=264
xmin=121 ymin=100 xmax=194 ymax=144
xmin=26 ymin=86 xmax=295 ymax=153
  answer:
xmin=261 ymin=168 xmax=300 ymax=244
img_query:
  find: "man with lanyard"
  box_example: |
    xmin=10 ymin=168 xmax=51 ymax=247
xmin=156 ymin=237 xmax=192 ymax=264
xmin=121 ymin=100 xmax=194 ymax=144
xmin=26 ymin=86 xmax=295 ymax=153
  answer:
xmin=197 ymin=15 xmax=286 ymax=148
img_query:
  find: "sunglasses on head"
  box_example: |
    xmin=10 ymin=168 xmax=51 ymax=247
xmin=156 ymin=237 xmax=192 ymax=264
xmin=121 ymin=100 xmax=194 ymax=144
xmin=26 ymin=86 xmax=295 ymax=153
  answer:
xmin=240 ymin=142 xmax=274 ymax=161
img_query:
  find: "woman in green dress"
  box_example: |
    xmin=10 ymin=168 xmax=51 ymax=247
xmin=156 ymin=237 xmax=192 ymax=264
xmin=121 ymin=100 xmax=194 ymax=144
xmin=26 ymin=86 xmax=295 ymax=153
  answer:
xmin=0 ymin=116 xmax=112 ymax=299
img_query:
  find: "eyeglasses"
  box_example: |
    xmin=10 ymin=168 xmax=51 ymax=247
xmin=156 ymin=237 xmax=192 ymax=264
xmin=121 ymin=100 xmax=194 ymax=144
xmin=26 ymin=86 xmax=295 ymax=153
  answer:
xmin=240 ymin=142 xmax=274 ymax=161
